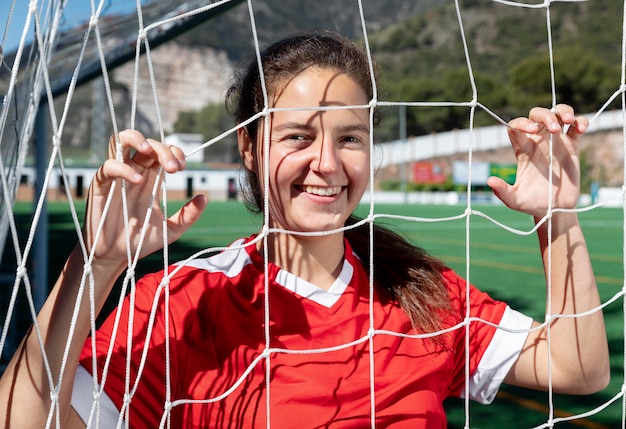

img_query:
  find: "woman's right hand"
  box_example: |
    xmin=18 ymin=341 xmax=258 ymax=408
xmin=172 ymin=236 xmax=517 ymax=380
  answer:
xmin=0 ymin=129 xmax=208 ymax=428
xmin=83 ymin=129 xmax=208 ymax=273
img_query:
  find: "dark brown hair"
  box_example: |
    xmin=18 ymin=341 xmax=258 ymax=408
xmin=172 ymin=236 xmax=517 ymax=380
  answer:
xmin=226 ymin=31 xmax=451 ymax=334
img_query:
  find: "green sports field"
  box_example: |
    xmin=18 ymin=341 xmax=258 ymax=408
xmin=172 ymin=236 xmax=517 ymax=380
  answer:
xmin=4 ymin=200 xmax=625 ymax=428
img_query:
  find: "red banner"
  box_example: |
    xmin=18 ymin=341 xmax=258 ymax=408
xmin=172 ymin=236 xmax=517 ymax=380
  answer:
xmin=412 ymin=161 xmax=447 ymax=184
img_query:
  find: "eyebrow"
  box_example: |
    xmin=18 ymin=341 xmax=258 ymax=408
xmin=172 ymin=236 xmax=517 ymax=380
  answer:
xmin=273 ymin=122 xmax=371 ymax=134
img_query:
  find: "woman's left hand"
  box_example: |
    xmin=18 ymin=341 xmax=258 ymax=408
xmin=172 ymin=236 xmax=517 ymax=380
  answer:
xmin=487 ymin=104 xmax=588 ymax=218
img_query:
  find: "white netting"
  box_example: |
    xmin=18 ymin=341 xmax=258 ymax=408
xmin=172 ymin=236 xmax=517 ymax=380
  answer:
xmin=0 ymin=0 xmax=624 ymax=428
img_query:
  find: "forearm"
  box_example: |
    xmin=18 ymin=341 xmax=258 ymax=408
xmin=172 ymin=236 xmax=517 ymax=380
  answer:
xmin=534 ymin=211 xmax=609 ymax=393
xmin=0 ymin=245 xmax=124 ymax=428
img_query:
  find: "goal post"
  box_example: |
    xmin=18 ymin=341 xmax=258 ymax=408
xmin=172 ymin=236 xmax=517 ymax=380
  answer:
xmin=0 ymin=0 xmax=244 ymax=277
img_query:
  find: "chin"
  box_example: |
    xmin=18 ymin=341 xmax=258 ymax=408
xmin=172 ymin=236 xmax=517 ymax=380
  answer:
xmin=300 ymin=220 xmax=348 ymax=235
xmin=272 ymin=208 xmax=350 ymax=234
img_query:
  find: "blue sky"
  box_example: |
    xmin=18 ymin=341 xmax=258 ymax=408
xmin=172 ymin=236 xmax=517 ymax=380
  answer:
xmin=1 ymin=0 xmax=136 ymax=54
xmin=1 ymin=1 xmax=32 ymax=53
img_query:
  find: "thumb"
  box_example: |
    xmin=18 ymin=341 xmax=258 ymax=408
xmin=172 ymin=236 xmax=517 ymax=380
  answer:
xmin=487 ymin=176 xmax=515 ymax=208
xmin=167 ymin=194 xmax=209 ymax=243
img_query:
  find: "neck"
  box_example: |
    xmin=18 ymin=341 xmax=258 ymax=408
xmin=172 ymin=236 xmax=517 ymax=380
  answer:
xmin=260 ymin=231 xmax=345 ymax=291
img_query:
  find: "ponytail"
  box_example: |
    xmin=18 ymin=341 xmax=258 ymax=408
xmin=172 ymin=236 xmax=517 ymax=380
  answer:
xmin=345 ymin=215 xmax=451 ymax=335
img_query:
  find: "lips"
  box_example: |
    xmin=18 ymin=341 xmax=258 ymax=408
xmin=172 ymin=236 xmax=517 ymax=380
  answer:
xmin=302 ymin=185 xmax=342 ymax=196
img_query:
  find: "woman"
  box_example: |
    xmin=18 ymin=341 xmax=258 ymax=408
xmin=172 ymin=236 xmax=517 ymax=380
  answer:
xmin=0 ymin=32 xmax=609 ymax=428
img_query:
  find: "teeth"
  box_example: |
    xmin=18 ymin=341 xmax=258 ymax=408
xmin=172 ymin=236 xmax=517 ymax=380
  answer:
xmin=304 ymin=185 xmax=342 ymax=196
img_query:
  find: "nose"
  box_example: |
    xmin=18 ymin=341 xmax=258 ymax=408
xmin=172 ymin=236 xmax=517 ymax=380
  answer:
xmin=313 ymin=135 xmax=340 ymax=174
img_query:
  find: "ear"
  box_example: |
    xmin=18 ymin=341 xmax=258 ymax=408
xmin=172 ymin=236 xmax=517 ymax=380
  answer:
xmin=238 ymin=127 xmax=257 ymax=173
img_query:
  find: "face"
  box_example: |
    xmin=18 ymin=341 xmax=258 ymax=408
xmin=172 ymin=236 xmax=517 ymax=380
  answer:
xmin=239 ymin=67 xmax=371 ymax=234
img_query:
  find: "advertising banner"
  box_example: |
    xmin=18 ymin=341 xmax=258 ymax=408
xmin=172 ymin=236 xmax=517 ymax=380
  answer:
xmin=412 ymin=161 xmax=447 ymax=184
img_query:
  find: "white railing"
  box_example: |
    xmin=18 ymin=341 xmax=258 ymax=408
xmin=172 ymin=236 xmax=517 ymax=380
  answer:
xmin=378 ymin=110 xmax=624 ymax=168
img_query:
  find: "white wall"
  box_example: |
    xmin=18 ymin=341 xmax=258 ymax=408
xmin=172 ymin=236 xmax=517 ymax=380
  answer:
xmin=17 ymin=166 xmax=242 ymax=201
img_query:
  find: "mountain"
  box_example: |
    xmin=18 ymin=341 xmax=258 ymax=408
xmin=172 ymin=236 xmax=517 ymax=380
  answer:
xmin=28 ymin=0 xmax=447 ymax=163
xmin=172 ymin=0 xmax=624 ymax=139
xmin=177 ymin=0 xmax=444 ymax=61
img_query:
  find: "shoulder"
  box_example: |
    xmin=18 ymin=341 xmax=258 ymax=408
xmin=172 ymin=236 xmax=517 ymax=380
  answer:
xmin=173 ymin=237 xmax=255 ymax=275
xmin=135 ymin=237 xmax=261 ymax=302
xmin=440 ymin=268 xmax=508 ymax=323
xmin=441 ymin=269 xmax=498 ymax=302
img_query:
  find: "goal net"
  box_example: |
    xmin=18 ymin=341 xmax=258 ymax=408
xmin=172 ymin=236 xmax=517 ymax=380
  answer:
xmin=0 ymin=0 xmax=624 ymax=428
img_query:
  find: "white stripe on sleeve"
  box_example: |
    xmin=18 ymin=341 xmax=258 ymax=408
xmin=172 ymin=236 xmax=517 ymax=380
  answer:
xmin=71 ymin=364 xmax=123 ymax=427
xmin=463 ymin=306 xmax=533 ymax=404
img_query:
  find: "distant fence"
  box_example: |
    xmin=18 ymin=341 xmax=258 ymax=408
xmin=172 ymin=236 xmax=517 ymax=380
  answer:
xmin=378 ymin=110 xmax=625 ymax=168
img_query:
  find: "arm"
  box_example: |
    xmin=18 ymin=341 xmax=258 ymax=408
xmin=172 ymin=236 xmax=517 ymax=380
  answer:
xmin=0 ymin=130 xmax=207 ymax=428
xmin=488 ymin=104 xmax=609 ymax=394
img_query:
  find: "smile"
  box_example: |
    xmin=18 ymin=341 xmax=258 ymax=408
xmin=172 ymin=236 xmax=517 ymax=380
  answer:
xmin=303 ymin=185 xmax=343 ymax=196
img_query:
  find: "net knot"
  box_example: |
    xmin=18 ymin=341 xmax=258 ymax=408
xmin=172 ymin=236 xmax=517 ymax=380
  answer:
xmin=124 ymin=268 xmax=136 ymax=281
xmin=16 ymin=265 xmax=27 ymax=279
xmin=29 ymin=0 xmax=38 ymax=14
xmin=52 ymin=134 xmax=61 ymax=147
xmin=49 ymin=387 xmax=59 ymax=403
xmin=89 ymin=15 xmax=98 ymax=28
xmin=123 ymin=393 xmax=132 ymax=405
xmin=83 ymin=263 xmax=92 ymax=275
xmin=544 ymin=313 xmax=554 ymax=324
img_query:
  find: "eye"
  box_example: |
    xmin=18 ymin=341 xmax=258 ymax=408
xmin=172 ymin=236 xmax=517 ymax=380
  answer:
xmin=282 ymin=134 xmax=313 ymax=148
xmin=340 ymin=135 xmax=365 ymax=145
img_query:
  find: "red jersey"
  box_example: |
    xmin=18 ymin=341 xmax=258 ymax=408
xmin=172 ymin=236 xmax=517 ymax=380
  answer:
xmin=72 ymin=236 xmax=531 ymax=428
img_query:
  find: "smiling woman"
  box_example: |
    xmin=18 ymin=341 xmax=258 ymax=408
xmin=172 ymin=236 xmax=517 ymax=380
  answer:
xmin=0 ymin=31 xmax=609 ymax=429
xmin=241 ymin=68 xmax=371 ymax=238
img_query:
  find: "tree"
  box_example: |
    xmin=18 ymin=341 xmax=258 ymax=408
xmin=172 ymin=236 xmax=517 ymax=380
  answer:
xmin=173 ymin=103 xmax=238 ymax=163
xmin=509 ymin=47 xmax=619 ymax=115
